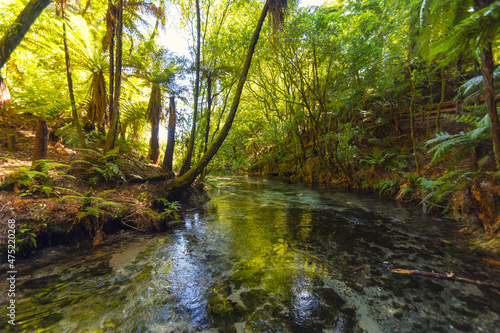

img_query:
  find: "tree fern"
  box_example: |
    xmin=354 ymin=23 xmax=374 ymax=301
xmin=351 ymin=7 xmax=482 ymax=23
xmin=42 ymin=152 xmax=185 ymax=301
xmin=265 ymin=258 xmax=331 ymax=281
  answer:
xmin=430 ymin=2 xmax=500 ymax=62
xmin=420 ymin=169 xmax=473 ymax=213
xmin=426 ymin=114 xmax=490 ymax=167
xmin=456 ymin=66 xmax=500 ymax=99
xmin=418 ymin=0 xmax=471 ymax=63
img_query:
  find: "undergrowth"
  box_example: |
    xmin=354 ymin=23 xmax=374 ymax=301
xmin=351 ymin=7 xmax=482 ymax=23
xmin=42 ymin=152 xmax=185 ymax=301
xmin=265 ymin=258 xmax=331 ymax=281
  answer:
xmin=0 ymin=158 xmax=76 ymax=197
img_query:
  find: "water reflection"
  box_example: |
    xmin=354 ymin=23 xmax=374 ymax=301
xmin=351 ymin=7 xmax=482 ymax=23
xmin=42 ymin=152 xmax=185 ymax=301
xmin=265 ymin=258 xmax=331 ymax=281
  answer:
xmin=1 ymin=176 xmax=499 ymax=332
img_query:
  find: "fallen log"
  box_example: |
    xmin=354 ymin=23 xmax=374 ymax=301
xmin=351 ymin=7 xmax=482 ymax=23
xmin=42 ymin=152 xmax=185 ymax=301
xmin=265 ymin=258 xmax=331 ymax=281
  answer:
xmin=392 ymin=268 xmax=500 ymax=289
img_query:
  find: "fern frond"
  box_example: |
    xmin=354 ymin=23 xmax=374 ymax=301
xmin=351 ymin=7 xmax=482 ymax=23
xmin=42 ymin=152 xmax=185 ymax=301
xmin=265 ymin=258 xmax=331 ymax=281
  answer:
xmin=425 ymin=131 xmax=456 ymax=146
xmin=457 ymin=67 xmax=500 ymax=99
xmin=421 ymin=169 xmax=473 ymax=212
xmin=430 ymin=2 xmax=500 ymax=60
xmin=55 ymin=123 xmax=82 ymax=147
xmin=442 ymin=114 xmax=481 ymax=126
xmin=426 ymin=113 xmax=490 ymax=166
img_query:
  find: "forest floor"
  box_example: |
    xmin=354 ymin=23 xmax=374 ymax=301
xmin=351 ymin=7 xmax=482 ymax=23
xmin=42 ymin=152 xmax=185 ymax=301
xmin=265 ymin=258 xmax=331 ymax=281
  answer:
xmin=0 ymin=111 xmax=204 ymax=262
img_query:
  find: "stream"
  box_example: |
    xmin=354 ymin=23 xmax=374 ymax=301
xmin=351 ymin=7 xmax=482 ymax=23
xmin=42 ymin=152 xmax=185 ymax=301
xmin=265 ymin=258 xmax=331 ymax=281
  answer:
xmin=1 ymin=176 xmax=499 ymax=332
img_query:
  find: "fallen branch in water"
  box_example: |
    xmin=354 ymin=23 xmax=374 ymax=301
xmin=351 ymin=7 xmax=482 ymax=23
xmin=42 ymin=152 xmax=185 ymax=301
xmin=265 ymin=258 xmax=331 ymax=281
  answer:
xmin=392 ymin=268 xmax=500 ymax=289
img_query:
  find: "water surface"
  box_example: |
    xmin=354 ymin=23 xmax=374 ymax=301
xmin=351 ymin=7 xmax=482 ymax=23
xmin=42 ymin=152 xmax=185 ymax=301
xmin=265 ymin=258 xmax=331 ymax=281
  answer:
xmin=1 ymin=176 xmax=499 ymax=332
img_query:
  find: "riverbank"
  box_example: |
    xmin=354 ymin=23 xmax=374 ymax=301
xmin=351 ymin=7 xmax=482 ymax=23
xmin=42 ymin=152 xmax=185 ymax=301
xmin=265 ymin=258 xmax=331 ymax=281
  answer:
xmin=242 ymin=117 xmax=500 ymax=255
xmin=0 ymin=113 xmax=209 ymax=261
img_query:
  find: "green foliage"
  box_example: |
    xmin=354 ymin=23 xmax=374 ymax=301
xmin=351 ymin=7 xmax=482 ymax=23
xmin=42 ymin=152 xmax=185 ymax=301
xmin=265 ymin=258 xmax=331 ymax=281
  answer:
xmin=426 ymin=113 xmax=490 ymax=168
xmin=17 ymin=224 xmax=37 ymax=250
xmin=397 ymin=170 xmax=474 ymax=213
xmin=360 ymin=146 xmax=410 ymax=173
xmin=429 ymin=2 xmax=500 ymax=63
xmin=1 ymin=0 xmax=497 ymax=214
xmin=0 ymin=222 xmax=38 ymax=259
xmin=152 ymin=198 xmax=180 ymax=220
xmin=71 ymin=148 xmax=135 ymax=184
xmin=323 ymin=123 xmax=364 ymax=176
xmin=61 ymin=189 xmax=122 ymax=234
xmin=200 ymin=177 xmax=218 ymax=190
xmin=457 ymin=67 xmax=500 ymax=99
xmin=419 ymin=170 xmax=474 ymax=213
xmin=55 ymin=123 xmax=84 ymax=148
xmin=0 ymin=159 xmax=75 ymax=197
xmin=372 ymin=179 xmax=400 ymax=195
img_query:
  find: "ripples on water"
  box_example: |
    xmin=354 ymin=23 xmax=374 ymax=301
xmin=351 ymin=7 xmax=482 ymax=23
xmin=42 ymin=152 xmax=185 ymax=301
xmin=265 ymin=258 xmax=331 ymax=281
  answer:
xmin=1 ymin=176 xmax=499 ymax=332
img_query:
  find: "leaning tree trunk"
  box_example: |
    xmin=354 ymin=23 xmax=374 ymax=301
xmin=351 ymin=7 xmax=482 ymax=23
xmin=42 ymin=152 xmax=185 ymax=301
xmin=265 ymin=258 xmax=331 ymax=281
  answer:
xmin=167 ymin=1 xmax=271 ymax=193
xmin=104 ymin=0 xmax=123 ymax=153
xmin=60 ymin=0 xmax=86 ymax=148
xmin=162 ymin=96 xmax=177 ymax=175
xmin=31 ymin=118 xmax=49 ymax=171
xmin=200 ymin=75 xmax=213 ymax=180
xmin=147 ymin=84 xmax=162 ymax=164
xmin=179 ymin=0 xmax=202 ymax=176
xmin=0 ymin=0 xmax=52 ymax=70
xmin=204 ymin=75 xmax=213 ymax=154
xmin=481 ymin=42 xmax=500 ymax=170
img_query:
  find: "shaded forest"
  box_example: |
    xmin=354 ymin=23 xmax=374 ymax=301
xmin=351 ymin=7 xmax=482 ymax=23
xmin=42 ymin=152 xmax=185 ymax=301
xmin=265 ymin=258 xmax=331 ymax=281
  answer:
xmin=0 ymin=0 xmax=499 ymax=256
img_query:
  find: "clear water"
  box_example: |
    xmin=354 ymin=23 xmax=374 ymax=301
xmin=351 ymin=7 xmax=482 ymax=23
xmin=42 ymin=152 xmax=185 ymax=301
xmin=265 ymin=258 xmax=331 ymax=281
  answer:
xmin=1 ymin=176 xmax=499 ymax=332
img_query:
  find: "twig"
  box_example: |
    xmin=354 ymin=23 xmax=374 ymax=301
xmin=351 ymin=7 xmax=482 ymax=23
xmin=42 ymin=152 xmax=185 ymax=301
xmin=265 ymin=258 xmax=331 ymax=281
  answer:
xmin=121 ymin=212 xmax=140 ymax=223
xmin=121 ymin=219 xmax=145 ymax=232
xmin=392 ymin=268 xmax=500 ymax=289
xmin=0 ymin=201 xmax=10 ymax=213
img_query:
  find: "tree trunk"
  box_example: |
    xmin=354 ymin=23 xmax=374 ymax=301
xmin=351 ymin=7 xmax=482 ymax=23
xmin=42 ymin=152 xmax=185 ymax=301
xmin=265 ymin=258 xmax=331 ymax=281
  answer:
xmin=31 ymin=118 xmax=49 ymax=171
xmin=435 ymin=66 xmax=445 ymax=133
xmin=104 ymin=0 xmax=123 ymax=153
xmin=88 ymin=70 xmax=108 ymax=128
xmin=474 ymin=0 xmax=499 ymax=170
xmin=167 ymin=1 xmax=270 ymax=193
xmin=60 ymin=1 xmax=86 ymax=148
xmin=203 ymin=75 xmax=213 ymax=154
xmin=481 ymin=42 xmax=500 ymax=170
xmin=409 ymin=68 xmax=420 ymax=176
xmin=162 ymin=96 xmax=176 ymax=175
xmin=147 ymin=84 xmax=162 ymax=164
xmin=200 ymin=75 xmax=213 ymax=179
xmin=106 ymin=0 xmax=115 ymax=128
xmin=179 ymin=0 xmax=202 ymax=176
xmin=150 ymin=124 xmax=160 ymax=164
xmin=0 ymin=0 xmax=52 ymax=70
xmin=0 ymin=76 xmax=11 ymax=108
